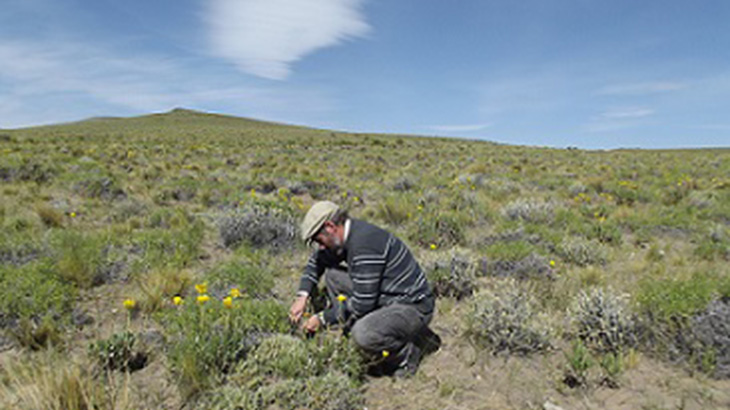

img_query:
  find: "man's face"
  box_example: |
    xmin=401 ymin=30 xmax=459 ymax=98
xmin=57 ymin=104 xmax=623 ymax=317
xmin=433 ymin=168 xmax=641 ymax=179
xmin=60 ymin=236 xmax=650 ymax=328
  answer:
xmin=312 ymin=222 xmax=343 ymax=252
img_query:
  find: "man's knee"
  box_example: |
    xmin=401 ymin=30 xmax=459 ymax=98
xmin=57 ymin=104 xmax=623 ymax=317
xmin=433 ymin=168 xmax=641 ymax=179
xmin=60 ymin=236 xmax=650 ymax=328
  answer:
xmin=350 ymin=319 xmax=379 ymax=352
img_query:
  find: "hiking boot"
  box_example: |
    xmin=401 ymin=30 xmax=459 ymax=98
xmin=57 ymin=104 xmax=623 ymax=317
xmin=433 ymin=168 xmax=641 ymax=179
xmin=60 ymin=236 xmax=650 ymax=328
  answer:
xmin=393 ymin=342 xmax=423 ymax=378
xmin=416 ymin=326 xmax=442 ymax=355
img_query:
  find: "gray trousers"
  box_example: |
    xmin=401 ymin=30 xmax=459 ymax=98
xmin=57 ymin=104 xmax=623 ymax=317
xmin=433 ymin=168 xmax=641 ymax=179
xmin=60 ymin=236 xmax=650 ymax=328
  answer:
xmin=324 ymin=268 xmax=434 ymax=359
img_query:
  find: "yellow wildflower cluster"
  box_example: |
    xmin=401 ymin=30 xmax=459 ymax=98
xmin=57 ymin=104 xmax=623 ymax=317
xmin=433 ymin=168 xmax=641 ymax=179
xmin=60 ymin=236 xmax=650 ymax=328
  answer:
xmin=618 ymin=180 xmax=638 ymax=190
xmin=593 ymin=212 xmax=607 ymax=223
xmin=573 ymin=192 xmax=591 ymax=203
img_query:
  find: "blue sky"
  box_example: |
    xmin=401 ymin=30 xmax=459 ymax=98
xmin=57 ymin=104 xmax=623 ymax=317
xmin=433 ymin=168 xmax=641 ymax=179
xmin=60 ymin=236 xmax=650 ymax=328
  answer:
xmin=1 ymin=0 xmax=729 ymax=148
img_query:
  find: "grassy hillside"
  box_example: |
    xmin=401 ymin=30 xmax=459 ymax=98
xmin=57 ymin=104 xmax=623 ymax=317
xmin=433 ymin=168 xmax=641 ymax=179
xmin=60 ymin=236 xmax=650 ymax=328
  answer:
xmin=1 ymin=109 xmax=729 ymax=409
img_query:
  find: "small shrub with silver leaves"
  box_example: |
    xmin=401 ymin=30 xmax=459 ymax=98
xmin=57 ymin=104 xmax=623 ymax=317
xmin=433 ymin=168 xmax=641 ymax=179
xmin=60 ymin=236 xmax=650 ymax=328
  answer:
xmin=569 ymin=287 xmax=638 ymax=354
xmin=422 ymin=252 xmax=477 ymax=300
xmin=465 ymin=279 xmax=553 ymax=355
xmin=691 ymin=298 xmax=730 ymax=379
xmin=218 ymin=205 xmax=297 ymax=251
xmin=501 ymin=199 xmax=557 ymax=223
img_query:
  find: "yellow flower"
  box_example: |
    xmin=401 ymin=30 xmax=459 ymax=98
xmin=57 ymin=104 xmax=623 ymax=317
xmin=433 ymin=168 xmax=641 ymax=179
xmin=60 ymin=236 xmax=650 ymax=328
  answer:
xmin=230 ymin=288 xmax=241 ymax=298
xmin=549 ymin=260 xmax=556 ymax=267
xmin=382 ymin=350 xmax=390 ymax=358
xmin=173 ymin=296 xmax=183 ymax=306
xmin=123 ymin=299 xmax=136 ymax=310
xmin=337 ymin=294 xmax=347 ymax=302
xmin=430 ymin=244 xmax=437 ymax=250
xmin=197 ymin=294 xmax=210 ymax=304
xmin=195 ymin=283 xmax=207 ymax=294
xmin=70 ymin=212 xmax=77 ymax=218
xmin=250 ymin=188 xmax=256 ymax=197
xmin=223 ymin=296 xmax=233 ymax=308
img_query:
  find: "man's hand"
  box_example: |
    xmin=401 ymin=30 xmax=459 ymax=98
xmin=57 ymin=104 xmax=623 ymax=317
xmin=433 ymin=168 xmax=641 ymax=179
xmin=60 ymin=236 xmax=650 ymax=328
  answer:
xmin=303 ymin=314 xmax=321 ymax=333
xmin=289 ymin=295 xmax=308 ymax=323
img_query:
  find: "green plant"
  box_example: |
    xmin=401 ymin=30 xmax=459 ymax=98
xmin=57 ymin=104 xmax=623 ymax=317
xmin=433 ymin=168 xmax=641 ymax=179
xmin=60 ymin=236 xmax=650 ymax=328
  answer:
xmin=207 ymin=261 xmax=274 ymax=299
xmin=570 ymin=288 xmax=638 ymax=354
xmin=635 ymin=273 xmax=716 ymax=321
xmin=51 ymin=230 xmax=106 ymax=288
xmin=558 ymin=237 xmax=607 ymax=266
xmin=421 ymin=252 xmax=477 ymax=299
xmin=89 ymin=331 xmax=148 ymax=372
xmin=162 ymin=298 xmax=289 ymax=397
xmin=465 ymin=280 xmax=553 ymax=355
xmin=135 ymin=267 xmax=192 ymax=313
xmin=563 ymin=339 xmax=594 ymax=389
xmin=0 ymin=261 xmax=75 ymax=329
xmin=218 ymin=205 xmax=297 ymax=251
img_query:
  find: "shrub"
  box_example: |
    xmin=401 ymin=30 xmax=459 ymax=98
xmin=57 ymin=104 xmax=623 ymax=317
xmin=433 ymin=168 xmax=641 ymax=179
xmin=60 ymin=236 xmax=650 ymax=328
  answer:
xmin=234 ymin=334 xmax=363 ymax=382
xmin=218 ymin=205 xmax=297 ymax=251
xmin=409 ymin=211 xmax=467 ymax=248
xmin=477 ymin=251 xmax=554 ymax=281
xmin=9 ymin=315 xmax=65 ymax=350
xmin=0 ymin=261 xmax=75 ymax=327
xmin=135 ymin=267 xmax=193 ymax=313
xmin=50 ymin=230 xmax=106 ymax=288
xmin=375 ymin=195 xmax=412 ymax=226
xmin=0 ymin=227 xmax=42 ymax=266
xmin=635 ymin=273 xmax=716 ymax=322
xmin=35 ymin=204 xmax=64 ymax=228
xmin=422 ymin=252 xmax=477 ymax=299
xmin=162 ymin=298 xmax=289 ymax=397
xmin=501 ymin=199 xmax=556 ymax=223
xmin=558 ymin=237 xmax=607 ymax=266
xmin=130 ymin=219 xmax=205 ymax=271
xmin=207 ymin=261 xmax=274 ymax=299
xmin=89 ymin=331 xmax=148 ymax=372
xmin=690 ymin=298 xmax=730 ymax=379
xmin=392 ymin=176 xmax=416 ymax=192
xmin=197 ymin=371 xmax=363 ymax=410
xmin=0 ymin=352 xmax=111 ymax=410
xmin=465 ymin=280 xmax=553 ymax=355
xmin=72 ymin=175 xmax=126 ymax=201
xmin=570 ymin=288 xmax=638 ymax=354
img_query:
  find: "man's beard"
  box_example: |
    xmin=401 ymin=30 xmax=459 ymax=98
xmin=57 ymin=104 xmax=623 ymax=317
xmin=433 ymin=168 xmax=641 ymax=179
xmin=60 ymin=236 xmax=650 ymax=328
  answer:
xmin=332 ymin=234 xmax=344 ymax=255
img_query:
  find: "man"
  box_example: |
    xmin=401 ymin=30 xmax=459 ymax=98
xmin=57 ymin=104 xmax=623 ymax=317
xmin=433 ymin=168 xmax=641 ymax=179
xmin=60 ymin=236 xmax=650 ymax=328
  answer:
xmin=289 ymin=201 xmax=439 ymax=377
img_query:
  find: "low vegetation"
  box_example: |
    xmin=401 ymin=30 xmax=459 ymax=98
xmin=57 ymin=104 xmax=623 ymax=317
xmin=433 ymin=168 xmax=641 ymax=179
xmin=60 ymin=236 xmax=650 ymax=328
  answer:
xmin=1 ymin=109 xmax=729 ymax=409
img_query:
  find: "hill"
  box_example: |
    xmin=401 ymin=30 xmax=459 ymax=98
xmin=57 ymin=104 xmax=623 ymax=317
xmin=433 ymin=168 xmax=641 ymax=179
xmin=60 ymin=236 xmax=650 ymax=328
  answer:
xmin=1 ymin=109 xmax=729 ymax=409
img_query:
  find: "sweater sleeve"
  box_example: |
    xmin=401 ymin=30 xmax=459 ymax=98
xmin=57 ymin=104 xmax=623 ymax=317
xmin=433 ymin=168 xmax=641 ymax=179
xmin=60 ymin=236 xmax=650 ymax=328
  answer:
xmin=297 ymin=251 xmax=326 ymax=295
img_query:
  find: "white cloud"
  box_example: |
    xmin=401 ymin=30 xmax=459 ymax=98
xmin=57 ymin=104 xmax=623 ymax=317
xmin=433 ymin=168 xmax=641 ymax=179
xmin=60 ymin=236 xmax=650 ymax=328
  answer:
xmin=0 ymin=40 xmax=337 ymax=128
xmin=206 ymin=0 xmax=370 ymax=80
xmin=598 ymin=107 xmax=654 ymax=119
xmin=427 ymin=123 xmax=492 ymax=132
xmin=595 ymin=82 xmax=686 ymax=96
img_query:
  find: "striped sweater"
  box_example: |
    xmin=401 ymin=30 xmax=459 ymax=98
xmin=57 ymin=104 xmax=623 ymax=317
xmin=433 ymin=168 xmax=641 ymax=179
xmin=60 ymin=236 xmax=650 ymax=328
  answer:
xmin=298 ymin=219 xmax=432 ymax=325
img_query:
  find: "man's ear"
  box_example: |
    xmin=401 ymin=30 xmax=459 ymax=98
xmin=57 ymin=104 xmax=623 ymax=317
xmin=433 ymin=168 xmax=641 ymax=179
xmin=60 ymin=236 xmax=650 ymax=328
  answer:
xmin=322 ymin=220 xmax=335 ymax=232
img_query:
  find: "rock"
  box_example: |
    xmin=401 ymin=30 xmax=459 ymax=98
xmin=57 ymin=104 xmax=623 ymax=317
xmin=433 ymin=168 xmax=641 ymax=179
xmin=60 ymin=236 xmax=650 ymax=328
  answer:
xmin=543 ymin=401 xmax=565 ymax=410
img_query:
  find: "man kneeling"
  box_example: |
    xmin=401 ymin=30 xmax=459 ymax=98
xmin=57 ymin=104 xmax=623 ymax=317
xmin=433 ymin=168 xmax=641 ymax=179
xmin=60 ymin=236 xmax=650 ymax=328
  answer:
xmin=289 ymin=201 xmax=440 ymax=377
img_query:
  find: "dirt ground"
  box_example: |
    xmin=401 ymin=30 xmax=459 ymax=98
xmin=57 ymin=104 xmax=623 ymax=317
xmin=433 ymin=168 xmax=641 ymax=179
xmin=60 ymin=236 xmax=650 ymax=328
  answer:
xmin=363 ymin=315 xmax=730 ymax=410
